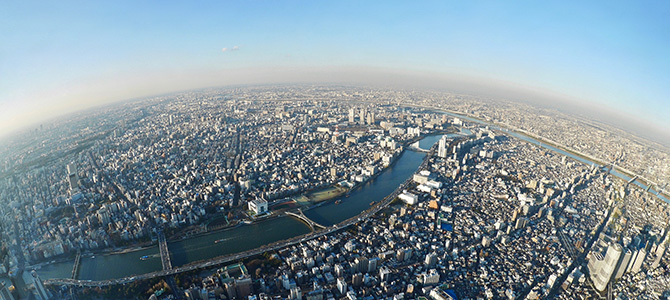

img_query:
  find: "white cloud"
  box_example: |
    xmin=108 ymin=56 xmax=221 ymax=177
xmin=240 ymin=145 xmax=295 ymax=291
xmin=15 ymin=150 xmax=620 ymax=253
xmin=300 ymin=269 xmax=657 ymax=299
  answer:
xmin=222 ymin=46 xmax=239 ymax=53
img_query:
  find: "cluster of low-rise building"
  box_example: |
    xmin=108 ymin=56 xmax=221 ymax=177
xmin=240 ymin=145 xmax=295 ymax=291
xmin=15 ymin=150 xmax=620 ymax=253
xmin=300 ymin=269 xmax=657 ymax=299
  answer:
xmin=158 ymin=117 xmax=670 ymax=300
xmin=1 ymin=85 xmax=669 ymax=299
xmin=0 ymin=86 xmax=453 ymax=270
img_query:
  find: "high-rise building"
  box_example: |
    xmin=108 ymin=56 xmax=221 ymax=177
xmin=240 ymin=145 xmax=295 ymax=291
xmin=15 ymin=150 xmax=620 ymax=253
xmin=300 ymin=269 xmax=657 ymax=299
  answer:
xmin=629 ymin=248 xmax=647 ymax=273
xmin=0 ymin=282 xmax=15 ymax=300
xmin=421 ymin=269 xmax=440 ymax=284
xmin=224 ymin=281 xmax=237 ymax=299
xmin=67 ymin=163 xmax=78 ymax=191
xmin=235 ymin=276 xmax=253 ymax=298
xmin=438 ymin=136 xmax=448 ymax=158
xmin=248 ymin=199 xmax=268 ymax=215
xmin=589 ymin=243 xmax=622 ymax=292
xmin=290 ymin=286 xmax=302 ymax=300
xmin=352 ymin=273 xmax=363 ymax=287
xmin=66 ymin=163 xmax=76 ymax=175
xmin=515 ymin=217 xmax=529 ymax=230
xmin=379 ymin=266 xmax=391 ymax=282
xmin=614 ymin=248 xmax=633 ymax=279
xmin=355 ymin=256 xmax=368 ymax=273
xmin=425 ymin=252 xmax=438 ymax=266
xmin=652 ymin=248 xmax=664 ymax=269
xmin=32 ymin=270 xmax=50 ymax=300
xmin=348 ymin=108 xmax=355 ymax=123
xmin=366 ymin=112 xmax=374 ymax=125
xmin=367 ymin=257 xmax=378 ymax=272
xmin=336 ymin=278 xmax=347 ymax=295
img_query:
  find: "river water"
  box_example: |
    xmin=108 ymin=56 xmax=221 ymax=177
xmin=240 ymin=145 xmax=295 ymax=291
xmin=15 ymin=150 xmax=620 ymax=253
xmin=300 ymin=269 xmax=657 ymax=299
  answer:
xmin=34 ymin=135 xmax=443 ymax=281
xmin=437 ymin=111 xmax=669 ymax=203
xmin=33 ymin=114 xmax=668 ymax=282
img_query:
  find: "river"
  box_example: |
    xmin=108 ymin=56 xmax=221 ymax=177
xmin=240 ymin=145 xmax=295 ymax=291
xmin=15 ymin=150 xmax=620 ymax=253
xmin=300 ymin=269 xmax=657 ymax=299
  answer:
xmin=437 ymin=110 xmax=669 ymax=203
xmin=33 ymin=112 xmax=667 ymax=282
xmin=33 ymin=135 xmax=443 ymax=281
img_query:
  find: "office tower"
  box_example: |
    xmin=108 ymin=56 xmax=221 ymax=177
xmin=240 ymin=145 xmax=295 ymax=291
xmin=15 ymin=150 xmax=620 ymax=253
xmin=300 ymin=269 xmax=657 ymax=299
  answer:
xmin=32 ymin=270 xmax=50 ymax=300
xmin=589 ymin=243 xmax=622 ymax=292
xmin=337 ymin=278 xmax=347 ymax=295
xmin=425 ymin=252 xmax=438 ymax=266
xmin=614 ymin=248 xmax=632 ymax=279
xmin=348 ymin=108 xmax=355 ymax=123
xmin=67 ymin=163 xmax=78 ymax=191
xmin=359 ymin=109 xmax=365 ymax=124
xmin=367 ymin=257 xmax=378 ymax=272
xmin=515 ymin=217 xmax=529 ymax=230
xmin=352 ymin=273 xmax=363 ymax=287
xmin=290 ymin=287 xmax=302 ymax=300
xmin=379 ymin=266 xmax=391 ymax=282
xmin=629 ymin=248 xmax=647 ymax=273
xmin=438 ymin=136 xmax=448 ymax=158
xmin=235 ymin=276 xmax=253 ymax=298
xmin=0 ymin=282 xmax=15 ymax=300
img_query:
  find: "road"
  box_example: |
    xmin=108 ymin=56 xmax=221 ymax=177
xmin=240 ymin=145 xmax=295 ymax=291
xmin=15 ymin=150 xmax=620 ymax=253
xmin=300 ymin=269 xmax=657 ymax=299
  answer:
xmin=45 ymin=143 xmax=436 ymax=288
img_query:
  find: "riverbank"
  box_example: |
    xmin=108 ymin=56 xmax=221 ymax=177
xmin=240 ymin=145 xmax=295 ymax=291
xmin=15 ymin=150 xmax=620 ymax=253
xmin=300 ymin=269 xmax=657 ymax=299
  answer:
xmin=42 ymin=137 xmax=440 ymax=284
xmin=45 ymin=142 xmax=439 ymax=286
xmin=34 ymin=130 xmax=453 ymax=273
xmin=414 ymin=104 xmax=670 ymax=202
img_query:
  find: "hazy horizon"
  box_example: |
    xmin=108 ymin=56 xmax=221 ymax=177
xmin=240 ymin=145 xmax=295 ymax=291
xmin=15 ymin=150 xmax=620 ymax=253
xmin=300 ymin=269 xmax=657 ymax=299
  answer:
xmin=2 ymin=1 xmax=669 ymax=145
xmin=2 ymin=69 xmax=669 ymax=148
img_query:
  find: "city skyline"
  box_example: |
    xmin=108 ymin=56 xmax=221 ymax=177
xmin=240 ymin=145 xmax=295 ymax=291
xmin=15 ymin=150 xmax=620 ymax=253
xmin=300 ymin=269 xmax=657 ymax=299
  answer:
xmin=2 ymin=2 xmax=670 ymax=297
xmin=2 ymin=86 xmax=668 ymax=299
xmin=2 ymin=1 xmax=669 ymax=142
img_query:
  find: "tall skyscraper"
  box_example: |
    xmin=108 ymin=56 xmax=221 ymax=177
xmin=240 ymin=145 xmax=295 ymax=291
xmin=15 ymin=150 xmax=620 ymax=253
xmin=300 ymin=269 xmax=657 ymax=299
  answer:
xmin=348 ymin=108 xmax=355 ymax=123
xmin=438 ymin=136 xmax=448 ymax=158
xmin=337 ymin=278 xmax=347 ymax=295
xmin=614 ymin=248 xmax=632 ymax=279
xmin=589 ymin=243 xmax=622 ymax=292
xmin=32 ymin=270 xmax=50 ymax=300
xmin=67 ymin=163 xmax=78 ymax=191
xmin=425 ymin=252 xmax=438 ymax=266
xmin=629 ymin=248 xmax=647 ymax=273
xmin=0 ymin=282 xmax=15 ymax=300
xmin=290 ymin=286 xmax=302 ymax=300
xmin=367 ymin=112 xmax=374 ymax=125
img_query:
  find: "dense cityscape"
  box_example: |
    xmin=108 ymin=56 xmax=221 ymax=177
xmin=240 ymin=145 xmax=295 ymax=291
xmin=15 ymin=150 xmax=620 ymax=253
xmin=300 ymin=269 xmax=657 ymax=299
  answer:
xmin=0 ymin=85 xmax=668 ymax=300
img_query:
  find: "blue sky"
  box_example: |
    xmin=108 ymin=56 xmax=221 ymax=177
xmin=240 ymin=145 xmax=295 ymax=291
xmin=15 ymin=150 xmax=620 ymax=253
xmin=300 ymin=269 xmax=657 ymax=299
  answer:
xmin=1 ymin=1 xmax=669 ymax=137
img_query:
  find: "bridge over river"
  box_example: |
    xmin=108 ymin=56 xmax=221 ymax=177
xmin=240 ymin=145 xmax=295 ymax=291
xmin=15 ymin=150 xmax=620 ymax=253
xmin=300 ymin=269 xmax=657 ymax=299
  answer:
xmin=285 ymin=209 xmax=326 ymax=231
xmin=157 ymin=231 xmax=172 ymax=271
xmin=44 ymin=141 xmax=438 ymax=288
